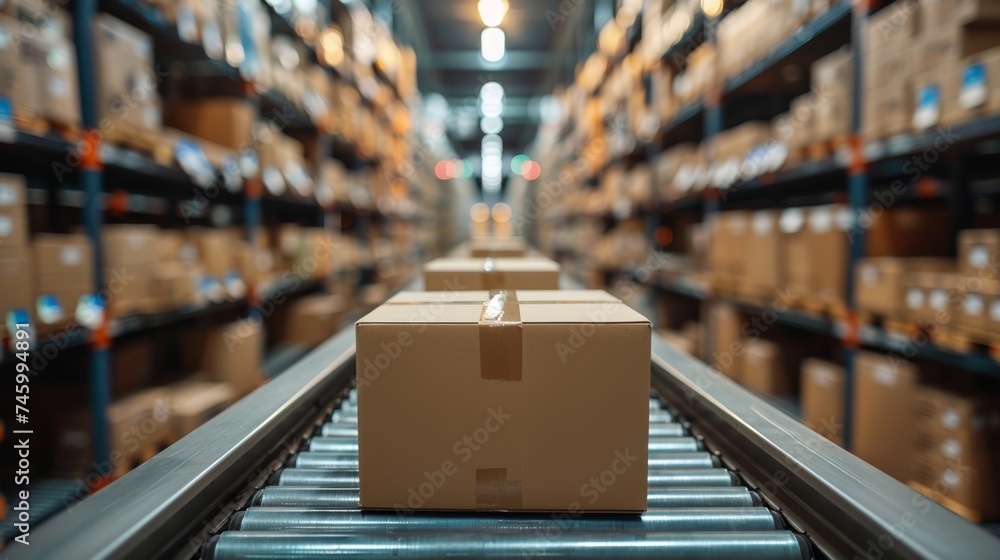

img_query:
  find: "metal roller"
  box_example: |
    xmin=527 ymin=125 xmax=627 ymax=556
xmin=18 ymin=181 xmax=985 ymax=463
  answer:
xmin=272 ymin=469 xmax=360 ymax=488
xmin=229 ymin=507 xmax=783 ymax=533
xmin=306 ymin=436 xmax=701 ymax=454
xmin=293 ymin=451 xmax=717 ymax=471
xmin=273 ymin=468 xmax=736 ymax=488
xmin=317 ymin=422 xmax=689 ymax=438
xmin=318 ymin=424 xmax=360 ymax=437
xmin=250 ymin=486 xmax=761 ymax=509
xmin=204 ymin=531 xmax=811 ymax=560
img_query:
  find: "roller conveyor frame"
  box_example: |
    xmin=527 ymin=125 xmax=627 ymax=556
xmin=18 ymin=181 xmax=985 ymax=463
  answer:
xmin=14 ymin=278 xmax=1000 ymax=560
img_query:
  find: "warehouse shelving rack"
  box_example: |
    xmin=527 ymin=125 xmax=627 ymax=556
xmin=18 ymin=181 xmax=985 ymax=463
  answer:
xmin=639 ymin=0 xmax=1000 ymax=448
xmin=0 ymin=0 xmax=404 ymax=473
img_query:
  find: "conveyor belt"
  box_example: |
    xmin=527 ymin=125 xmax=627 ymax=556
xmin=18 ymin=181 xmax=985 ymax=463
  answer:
xmin=12 ymin=279 xmax=1000 ymax=559
xmin=203 ymin=389 xmax=810 ymax=560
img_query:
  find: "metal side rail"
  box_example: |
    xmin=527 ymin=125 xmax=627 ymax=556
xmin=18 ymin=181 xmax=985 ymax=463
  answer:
xmin=14 ymin=318 xmax=1000 ymax=559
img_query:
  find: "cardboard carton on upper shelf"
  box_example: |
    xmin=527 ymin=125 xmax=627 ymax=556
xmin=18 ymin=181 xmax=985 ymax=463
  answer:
xmin=93 ymin=14 xmax=161 ymax=133
xmin=801 ymin=358 xmax=845 ymax=446
xmin=904 ymin=270 xmax=963 ymax=324
xmin=2 ymin=0 xmax=72 ymax=39
xmin=745 ymin=210 xmax=782 ymax=296
xmin=811 ymin=47 xmax=853 ymax=141
xmin=0 ymin=246 xmax=33 ymax=327
xmin=20 ymin=30 xmax=80 ymax=127
xmin=356 ymin=293 xmax=651 ymax=512
xmin=865 ymin=0 xmax=921 ymax=62
xmin=957 ymin=229 xmax=1000 ymax=278
xmin=168 ymin=381 xmax=237 ymax=439
xmin=164 ymin=98 xmax=256 ymax=151
xmin=853 ymin=351 xmax=919 ymax=482
xmin=103 ymin=225 xmax=160 ymax=268
xmin=31 ymin=234 xmax=93 ymax=286
xmin=957 ymin=279 xmax=1000 ymax=333
xmin=469 ymin=237 xmax=528 ymax=258
xmin=855 ymin=258 xmax=955 ymax=319
xmin=423 ymin=257 xmax=560 ymax=291
xmin=189 ymin=228 xmax=235 ymax=279
xmin=919 ymin=0 xmax=1000 ymax=28
xmin=943 ymin=46 xmax=1000 ymax=126
xmin=0 ymin=173 xmax=27 ymax=249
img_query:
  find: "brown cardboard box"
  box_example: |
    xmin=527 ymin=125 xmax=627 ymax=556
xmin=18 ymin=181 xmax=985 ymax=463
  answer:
xmin=944 ymin=46 xmax=1000 ymax=126
xmin=856 ymin=258 xmax=955 ymax=319
xmin=865 ymin=0 xmax=921 ymax=61
xmin=105 ymin=266 xmax=153 ymax=314
xmin=905 ymin=270 xmax=963 ymax=323
xmin=424 ymin=257 xmax=560 ymax=291
xmin=151 ymin=262 xmax=198 ymax=309
xmin=960 ymin=279 xmax=1000 ymax=333
xmin=31 ymin=234 xmax=93 ymax=285
xmin=957 ymin=229 xmax=1000 ymax=278
xmin=920 ymin=0 xmax=1000 ymax=27
xmin=0 ymin=247 xmax=33 ymax=320
xmin=911 ymin=385 xmax=1000 ymax=519
xmin=469 ymin=236 xmax=528 ymax=258
xmin=356 ymin=295 xmax=651 ymax=512
xmin=707 ymin=211 xmax=750 ymax=281
xmin=801 ymin=358 xmax=845 ymax=445
xmin=709 ymin=301 xmax=743 ymax=380
xmin=168 ymin=381 xmax=237 ymax=438
xmin=812 ymin=47 xmax=853 ymax=140
xmin=0 ymin=16 xmax=36 ymax=118
xmin=385 ymin=290 xmax=621 ymax=305
xmin=745 ymin=210 xmax=782 ymax=295
xmin=853 ymin=351 xmax=919 ymax=481
xmin=3 ymin=0 xmax=72 ymax=38
xmin=0 ymin=173 xmax=27 ymax=249
xmin=20 ymin=32 xmax=80 ymax=127
xmin=103 ymin=225 xmax=159 ymax=268
xmin=780 ymin=207 xmax=810 ymax=296
xmin=191 ymin=228 xmax=235 ymax=278
xmin=164 ymin=98 xmax=255 ymax=150
xmin=294 ymin=228 xmax=334 ymax=279
xmin=157 ymin=230 xmax=200 ymax=264
xmin=740 ymin=339 xmax=792 ymax=396
xmin=54 ymin=387 xmax=173 ymax=472
xmin=189 ymin=319 xmax=263 ymax=396
xmin=93 ymin=14 xmax=161 ymax=132
xmin=274 ymin=294 xmax=347 ymax=347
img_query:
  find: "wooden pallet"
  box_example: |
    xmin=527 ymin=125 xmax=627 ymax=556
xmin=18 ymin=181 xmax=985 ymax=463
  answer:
xmin=805 ymin=134 xmax=850 ymax=161
xmin=12 ymin=113 xmax=80 ymax=141
xmin=797 ymin=294 xmax=848 ymax=320
xmin=103 ymin=121 xmax=173 ymax=166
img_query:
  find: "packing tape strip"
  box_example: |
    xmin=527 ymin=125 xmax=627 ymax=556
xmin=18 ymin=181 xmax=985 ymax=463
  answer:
xmin=479 ymin=290 xmax=521 ymax=382
xmin=475 ymin=467 xmax=523 ymax=510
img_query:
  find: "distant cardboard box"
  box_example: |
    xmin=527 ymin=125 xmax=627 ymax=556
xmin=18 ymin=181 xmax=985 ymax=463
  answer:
xmin=423 ymin=257 xmax=559 ymax=291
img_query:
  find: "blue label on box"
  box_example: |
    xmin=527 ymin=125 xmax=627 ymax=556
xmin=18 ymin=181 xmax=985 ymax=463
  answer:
xmin=36 ymin=294 xmax=64 ymax=325
xmin=75 ymin=294 xmax=104 ymax=329
xmin=960 ymin=62 xmax=987 ymax=109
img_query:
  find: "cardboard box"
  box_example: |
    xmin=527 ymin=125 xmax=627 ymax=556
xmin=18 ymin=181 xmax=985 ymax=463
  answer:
xmin=356 ymin=294 xmax=651 ymax=512
xmin=812 ymin=47 xmax=853 ymax=140
xmin=423 ymin=257 xmax=560 ymax=291
xmin=0 ymin=15 xmax=36 ymax=118
xmin=853 ymin=351 xmax=918 ymax=481
xmin=920 ymin=0 xmax=1000 ymax=27
xmin=865 ymin=0 xmax=921 ymax=62
xmin=191 ymin=228 xmax=235 ymax=278
xmin=385 ymin=290 xmax=621 ymax=305
xmin=958 ymin=279 xmax=1000 ymax=332
xmin=103 ymin=225 xmax=159 ymax=268
xmin=856 ymin=258 xmax=955 ymax=319
xmin=0 ymin=246 xmax=33 ymax=320
xmin=469 ymin=236 xmax=528 ymax=258
xmin=188 ymin=319 xmax=263 ymax=396
xmin=0 ymin=173 xmax=27 ymax=249
xmin=20 ymin=31 xmax=80 ymax=127
xmin=958 ymin=229 xmax=1000 ymax=278
xmin=709 ymin=301 xmax=743 ymax=381
xmin=801 ymin=358 xmax=845 ymax=445
xmin=164 ymin=98 xmax=255 ymax=150
xmin=93 ymin=14 xmax=161 ymax=132
xmin=745 ymin=210 xmax=782 ymax=295
xmin=31 ymin=234 xmax=93 ymax=286
xmin=274 ymin=294 xmax=347 ymax=348
xmin=905 ymin=270 xmax=962 ymax=323
xmin=911 ymin=385 xmax=1000 ymax=519
xmin=54 ymin=387 xmax=173 ymax=471
xmin=151 ymin=263 xmax=198 ymax=309
xmin=707 ymin=211 xmax=750 ymax=280
xmin=740 ymin=339 xmax=792 ymax=396
xmin=3 ymin=0 xmax=72 ymax=39
xmin=944 ymin=46 xmax=1000 ymax=126
xmin=168 ymin=381 xmax=236 ymax=438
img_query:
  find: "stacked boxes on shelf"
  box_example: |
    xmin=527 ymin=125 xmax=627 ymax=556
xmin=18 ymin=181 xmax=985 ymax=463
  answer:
xmin=0 ymin=174 xmax=32 ymax=332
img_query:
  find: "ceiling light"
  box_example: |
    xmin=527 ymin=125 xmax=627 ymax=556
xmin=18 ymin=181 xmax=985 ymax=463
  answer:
xmin=481 ymin=116 xmax=503 ymax=134
xmin=701 ymin=0 xmax=724 ymax=18
xmin=481 ymin=28 xmax=505 ymax=62
xmin=478 ymin=0 xmax=509 ymax=27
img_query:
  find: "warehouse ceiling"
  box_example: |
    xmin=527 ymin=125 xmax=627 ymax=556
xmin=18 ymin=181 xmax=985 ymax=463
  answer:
xmin=392 ymin=0 xmax=606 ymax=169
